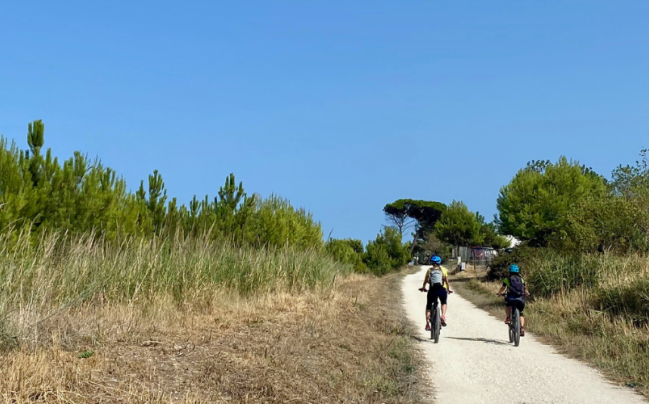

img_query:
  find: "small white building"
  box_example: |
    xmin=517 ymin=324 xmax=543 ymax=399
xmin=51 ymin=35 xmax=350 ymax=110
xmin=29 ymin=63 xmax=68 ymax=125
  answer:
xmin=506 ymin=236 xmax=521 ymax=248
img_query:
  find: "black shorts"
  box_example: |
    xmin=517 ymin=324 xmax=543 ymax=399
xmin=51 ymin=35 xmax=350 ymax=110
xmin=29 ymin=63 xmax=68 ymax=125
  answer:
xmin=505 ymin=297 xmax=525 ymax=315
xmin=426 ymin=287 xmax=448 ymax=310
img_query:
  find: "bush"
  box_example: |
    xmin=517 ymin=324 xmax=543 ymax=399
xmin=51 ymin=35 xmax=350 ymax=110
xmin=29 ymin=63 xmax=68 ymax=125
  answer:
xmin=326 ymin=238 xmax=367 ymax=273
xmin=524 ymin=252 xmax=600 ymax=297
xmin=364 ymin=227 xmax=409 ymax=276
xmin=488 ymin=247 xmax=600 ymax=297
xmin=487 ymin=246 xmax=537 ymax=280
xmin=594 ymin=278 xmax=649 ymax=325
xmin=557 ymin=192 xmax=649 ymax=254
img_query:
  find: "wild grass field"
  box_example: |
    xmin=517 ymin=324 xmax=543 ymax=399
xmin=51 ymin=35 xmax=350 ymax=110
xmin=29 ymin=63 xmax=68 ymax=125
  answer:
xmin=0 ymin=230 xmax=426 ymax=403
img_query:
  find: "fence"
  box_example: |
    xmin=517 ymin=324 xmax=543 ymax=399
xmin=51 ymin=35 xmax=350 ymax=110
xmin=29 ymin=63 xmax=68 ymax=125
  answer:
xmin=454 ymin=246 xmax=471 ymax=263
xmin=452 ymin=246 xmax=498 ymax=269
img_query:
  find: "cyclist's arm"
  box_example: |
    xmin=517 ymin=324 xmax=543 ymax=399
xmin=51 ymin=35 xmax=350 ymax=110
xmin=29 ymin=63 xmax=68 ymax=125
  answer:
xmin=444 ymin=276 xmax=452 ymax=293
xmin=524 ymin=285 xmax=530 ymax=296
xmin=421 ymin=270 xmax=430 ymax=289
xmin=497 ymin=285 xmax=507 ymax=295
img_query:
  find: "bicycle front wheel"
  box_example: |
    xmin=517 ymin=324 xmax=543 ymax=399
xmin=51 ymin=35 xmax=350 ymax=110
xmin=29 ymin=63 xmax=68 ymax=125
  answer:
xmin=513 ymin=307 xmax=521 ymax=347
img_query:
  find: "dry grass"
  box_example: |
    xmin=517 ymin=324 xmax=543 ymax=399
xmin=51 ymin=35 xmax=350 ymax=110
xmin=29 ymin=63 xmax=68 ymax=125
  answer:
xmin=0 ymin=272 xmax=427 ymax=403
xmin=452 ymin=274 xmax=649 ymax=397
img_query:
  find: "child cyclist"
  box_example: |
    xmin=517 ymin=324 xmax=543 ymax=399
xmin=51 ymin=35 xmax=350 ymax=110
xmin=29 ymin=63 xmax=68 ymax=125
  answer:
xmin=496 ymin=264 xmax=530 ymax=336
xmin=418 ymin=255 xmax=452 ymax=330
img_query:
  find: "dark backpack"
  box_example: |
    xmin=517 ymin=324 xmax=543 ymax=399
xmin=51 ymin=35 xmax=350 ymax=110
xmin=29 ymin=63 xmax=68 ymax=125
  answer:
xmin=508 ymin=275 xmax=524 ymax=298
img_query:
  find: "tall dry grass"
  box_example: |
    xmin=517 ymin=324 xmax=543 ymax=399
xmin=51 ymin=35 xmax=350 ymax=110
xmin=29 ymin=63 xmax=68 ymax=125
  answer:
xmin=0 ymin=253 xmax=424 ymax=403
xmin=0 ymin=229 xmax=350 ymax=350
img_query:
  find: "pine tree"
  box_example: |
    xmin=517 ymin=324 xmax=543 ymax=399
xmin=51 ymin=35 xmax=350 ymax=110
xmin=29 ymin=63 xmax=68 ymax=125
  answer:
xmin=27 ymin=120 xmax=45 ymax=187
xmin=147 ymin=170 xmax=167 ymax=233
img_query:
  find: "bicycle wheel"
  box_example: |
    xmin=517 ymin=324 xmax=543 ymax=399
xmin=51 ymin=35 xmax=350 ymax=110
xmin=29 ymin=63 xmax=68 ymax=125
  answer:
xmin=509 ymin=321 xmax=514 ymax=343
xmin=430 ymin=304 xmax=436 ymax=340
xmin=434 ymin=304 xmax=441 ymax=343
xmin=513 ymin=306 xmax=521 ymax=347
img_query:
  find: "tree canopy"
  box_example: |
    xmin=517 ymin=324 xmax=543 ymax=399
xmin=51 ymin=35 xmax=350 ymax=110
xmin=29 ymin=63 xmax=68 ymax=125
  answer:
xmin=383 ymin=199 xmax=446 ymax=252
xmin=434 ymin=200 xmax=480 ymax=247
xmin=496 ymin=157 xmax=607 ymax=246
xmin=434 ymin=202 xmax=510 ymax=249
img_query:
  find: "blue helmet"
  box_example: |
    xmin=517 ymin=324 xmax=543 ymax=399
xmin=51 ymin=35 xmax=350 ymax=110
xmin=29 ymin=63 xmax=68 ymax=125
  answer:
xmin=509 ymin=264 xmax=520 ymax=273
xmin=431 ymin=255 xmax=442 ymax=265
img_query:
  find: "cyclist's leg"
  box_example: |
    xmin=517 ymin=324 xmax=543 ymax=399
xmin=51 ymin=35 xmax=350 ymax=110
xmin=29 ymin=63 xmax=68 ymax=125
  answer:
xmin=426 ymin=289 xmax=434 ymax=326
xmin=439 ymin=289 xmax=448 ymax=318
xmin=505 ymin=299 xmax=512 ymax=323
xmin=519 ymin=301 xmax=526 ymax=328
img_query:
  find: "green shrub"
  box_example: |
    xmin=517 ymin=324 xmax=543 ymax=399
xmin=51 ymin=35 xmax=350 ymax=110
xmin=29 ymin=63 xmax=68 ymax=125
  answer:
xmin=525 ymin=252 xmax=600 ymax=297
xmin=557 ymin=192 xmax=649 ymax=254
xmin=364 ymin=227 xmax=409 ymax=276
xmin=488 ymin=247 xmax=600 ymax=297
xmin=487 ymin=246 xmax=537 ymax=280
xmin=326 ymin=238 xmax=367 ymax=273
xmin=594 ymin=278 xmax=649 ymax=325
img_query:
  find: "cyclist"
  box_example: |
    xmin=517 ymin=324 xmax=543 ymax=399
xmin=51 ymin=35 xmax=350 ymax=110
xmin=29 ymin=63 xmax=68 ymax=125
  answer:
xmin=418 ymin=255 xmax=452 ymax=331
xmin=496 ymin=264 xmax=530 ymax=336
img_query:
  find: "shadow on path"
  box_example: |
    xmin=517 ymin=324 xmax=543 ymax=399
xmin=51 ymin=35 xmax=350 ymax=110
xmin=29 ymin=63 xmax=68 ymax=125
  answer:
xmin=445 ymin=337 xmax=510 ymax=346
xmin=412 ymin=336 xmax=436 ymax=344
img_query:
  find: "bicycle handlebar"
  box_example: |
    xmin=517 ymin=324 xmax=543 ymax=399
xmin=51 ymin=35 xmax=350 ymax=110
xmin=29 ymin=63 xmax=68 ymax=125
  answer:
xmin=419 ymin=288 xmax=454 ymax=294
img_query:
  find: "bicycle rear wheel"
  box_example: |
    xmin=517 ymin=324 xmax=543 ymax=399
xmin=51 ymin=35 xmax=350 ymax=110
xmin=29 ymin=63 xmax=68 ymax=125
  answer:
xmin=430 ymin=304 xmax=436 ymax=340
xmin=513 ymin=307 xmax=521 ymax=347
xmin=434 ymin=304 xmax=441 ymax=343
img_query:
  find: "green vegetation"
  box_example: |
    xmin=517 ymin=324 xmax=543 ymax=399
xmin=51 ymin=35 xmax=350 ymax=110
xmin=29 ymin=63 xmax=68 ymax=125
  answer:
xmin=0 ymin=122 xmax=425 ymax=403
xmin=493 ymin=151 xmax=649 ymax=318
xmin=0 ymin=120 xmax=358 ymax=351
xmin=363 ymin=227 xmax=410 ymax=275
xmin=326 ymin=227 xmax=410 ymax=276
xmin=480 ymin=149 xmax=649 ymax=396
xmin=381 ymin=197 xmax=508 ymax=265
xmin=434 ymin=201 xmax=479 ymax=247
xmin=383 ymin=199 xmax=446 ymax=250
xmin=326 ymin=238 xmax=367 ymax=272
xmin=496 ymin=157 xmax=607 ymax=247
xmin=0 ymin=120 xmax=322 ymax=249
xmin=434 ymin=201 xmax=509 ymax=249
xmin=78 ymin=350 xmax=94 ymax=359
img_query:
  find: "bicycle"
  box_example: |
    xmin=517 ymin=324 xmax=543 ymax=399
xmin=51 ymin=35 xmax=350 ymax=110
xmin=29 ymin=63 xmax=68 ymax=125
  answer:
xmin=497 ymin=293 xmax=522 ymax=347
xmin=419 ymin=288 xmax=453 ymax=343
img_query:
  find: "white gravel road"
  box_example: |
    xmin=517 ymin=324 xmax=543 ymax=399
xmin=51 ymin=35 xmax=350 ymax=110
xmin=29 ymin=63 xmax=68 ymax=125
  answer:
xmin=402 ymin=266 xmax=647 ymax=404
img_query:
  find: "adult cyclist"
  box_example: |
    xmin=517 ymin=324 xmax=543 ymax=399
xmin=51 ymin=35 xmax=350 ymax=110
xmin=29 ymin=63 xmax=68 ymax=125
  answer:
xmin=418 ymin=255 xmax=452 ymax=331
xmin=496 ymin=264 xmax=530 ymax=336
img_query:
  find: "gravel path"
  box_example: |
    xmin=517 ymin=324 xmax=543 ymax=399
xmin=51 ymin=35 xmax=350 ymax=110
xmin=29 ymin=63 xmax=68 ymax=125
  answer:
xmin=402 ymin=266 xmax=647 ymax=404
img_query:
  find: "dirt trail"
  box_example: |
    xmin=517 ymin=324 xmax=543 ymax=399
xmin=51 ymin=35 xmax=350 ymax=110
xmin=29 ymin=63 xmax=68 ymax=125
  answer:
xmin=402 ymin=266 xmax=647 ymax=404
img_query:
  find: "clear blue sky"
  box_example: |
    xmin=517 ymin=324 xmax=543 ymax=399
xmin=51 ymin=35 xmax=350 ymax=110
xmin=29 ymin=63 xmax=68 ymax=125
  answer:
xmin=1 ymin=1 xmax=648 ymax=243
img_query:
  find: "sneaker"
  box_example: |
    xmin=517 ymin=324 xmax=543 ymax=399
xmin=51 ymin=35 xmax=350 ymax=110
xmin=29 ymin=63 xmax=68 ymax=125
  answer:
xmin=521 ymin=326 xmax=525 ymax=337
xmin=425 ymin=323 xmax=431 ymax=331
xmin=441 ymin=316 xmax=447 ymax=327
xmin=505 ymin=317 xmax=511 ymax=325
